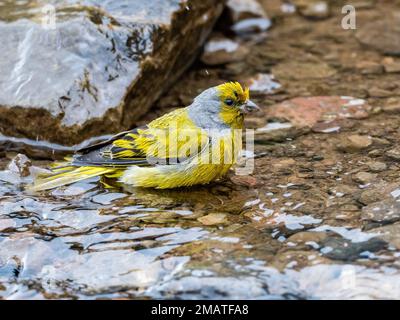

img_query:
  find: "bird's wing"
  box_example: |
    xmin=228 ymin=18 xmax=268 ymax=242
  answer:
xmin=70 ymin=108 xmax=209 ymax=168
xmin=76 ymin=127 xmax=145 ymax=154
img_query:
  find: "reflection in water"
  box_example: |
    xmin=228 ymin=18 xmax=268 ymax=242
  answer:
xmin=1 ymin=162 xmax=400 ymax=300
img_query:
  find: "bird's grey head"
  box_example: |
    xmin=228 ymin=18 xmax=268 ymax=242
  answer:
xmin=187 ymin=82 xmax=259 ymax=130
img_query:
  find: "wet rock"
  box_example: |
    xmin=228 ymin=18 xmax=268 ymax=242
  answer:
xmin=350 ymin=1 xmax=376 ymax=9
xmin=272 ymin=61 xmax=336 ymax=80
xmin=356 ymin=61 xmax=383 ymax=75
xmin=367 ymin=161 xmax=387 ymax=173
xmin=287 ymin=231 xmax=328 ymax=244
xmin=382 ymin=57 xmax=400 ymax=73
xmin=274 ymin=158 xmax=296 ymax=169
xmin=245 ymin=73 xmax=282 ymax=95
xmin=337 ymin=134 xmax=372 ymax=153
xmin=357 ymin=181 xmax=400 ymax=206
xmin=0 ymin=0 xmax=224 ymax=145
xmin=353 ymin=172 xmax=377 ymax=185
xmin=7 ymin=153 xmax=32 ymax=177
xmin=272 ymin=249 xmax=331 ymax=271
xmin=0 ymin=153 xmax=48 ymax=185
xmin=311 ymin=120 xmax=341 ymax=134
xmin=386 ymin=147 xmax=400 ymax=161
xmin=329 ymin=184 xmax=358 ymax=197
xmin=226 ymin=0 xmax=271 ymax=35
xmin=201 ymin=36 xmax=249 ymax=65
xmin=226 ymin=0 xmax=266 ymax=21
xmin=368 ymin=87 xmax=393 ymax=98
xmin=368 ymin=149 xmax=384 ymax=157
xmin=280 ymin=3 xmax=297 ymax=14
xmin=371 ymin=137 xmax=391 ymax=147
xmin=362 ymin=197 xmax=400 ymax=224
xmin=264 ymin=97 xmax=371 ymax=129
xmin=255 ymin=125 xmax=308 ymax=144
xmin=320 ymin=237 xmax=387 ymax=261
xmin=296 ymin=1 xmax=330 ymax=19
xmin=356 ymin=18 xmax=400 ymax=56
xmin=382 ymin=98 xmax=400 ymax=113
xmin=368 ymin=223 xmax=400 ymax=250
xmin=359 ymin=189 xmax=384 ymax=206
xmin=198 ymin=213 xmax=228 ymax=226
xmin=230 ymin=175 xmax=258 ymax=187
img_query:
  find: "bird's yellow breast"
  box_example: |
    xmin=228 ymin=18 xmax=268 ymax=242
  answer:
xmin=121 ymin=128 xmax=242 ymax=189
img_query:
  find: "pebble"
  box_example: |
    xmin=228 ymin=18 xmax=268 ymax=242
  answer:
xmin=198 ymin=213 xmax=228 ymax=226
xmin=329 ymin=184 xmax=357 ymax=196
xmin=386 ymin=147 xmax=400 ymax=161
xmin=371 ymin=137 xmax=391 ymax=147
xmin=359 ymin=189 xmax=384 ymax=205
xmin=382 ymin=98 xmax=400 ymax=113
xmin=368 ymin=223 xmax=400 ymax=250
xmin=362 ymin=198 xmax=400 ymax=224
xmin=201 ymin=37 xmax=249 ymax=65
xmin=356 ymin=61 xmax=383 ymax=75
xmin=382 ymin=57 xmax=400 ymax=73
xmin=320 ymin=237 xmax=387 ymax=261
xmin=367 ymin=161 xmax=387 ymax=172
xmin=246 ymin=73 xmax=282 ymax=95
xmin=368 ymin=87 xmax=393 ymax=98
xmin=226 ymin=0 xmax=271 ymax=34
xmin=226 ymin=0 xmax=266 ymax=21
xmin=287 ymin=231 xmax=328 ymax=244
xmin=230 ymin=175 xmax=258 ymax=187
xmin=265 ymin=97 xmax=371 ymax=130
xmin=8 ymin=153 xmax=32 ymax=177
xmin=337 ymin=134 xmax=372 ymax=153
xmin=356 ymin=19 xmax=400 ymax=56
xmin=368 ymin=149 xmax=383 ymax=157
xmin=353 ymin=171 xmax=377 ymax=185
xmin=297 ymin=1 xmax=330 ymax=19
xmin=272 ymin=61 xmax=336 ymax=80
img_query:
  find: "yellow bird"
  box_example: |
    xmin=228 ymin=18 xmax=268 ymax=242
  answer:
xmin=31 ymin=82 xmax=259 ymax=191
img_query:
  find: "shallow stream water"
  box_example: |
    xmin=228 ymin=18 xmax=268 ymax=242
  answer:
xmin=1 ymin=159 xmax=400 ymax=299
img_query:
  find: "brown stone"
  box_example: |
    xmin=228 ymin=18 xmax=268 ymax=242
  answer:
xmin=201 ymin=36 xmax=249 ymax=65
xmin=386 ymin=147 xmax=400 ymax=161
xmin=382 ymin=57 xmax=400 ymax=73
xmin=230 ymin=175 xmax=258 ymax=187
xmin=367 ymin=161 xmax=387 ymax=172
xmin=368 ymin=223 xmax=400 ymax=250
xmin=198 ymin=213 xmax=228 ymax=226
xmin=353 ymin=172 xmax=377 ymax=185
xmin=337 ymin=134 xmax=372 ymax=153
xmin=357 ymin=18 xmax=400 ymax=56
xmin=265 ymin=97 xmax=371 ymax=129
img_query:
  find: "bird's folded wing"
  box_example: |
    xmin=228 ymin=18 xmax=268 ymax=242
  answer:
xmin=71 ymin=126 xmax=210 ymax=168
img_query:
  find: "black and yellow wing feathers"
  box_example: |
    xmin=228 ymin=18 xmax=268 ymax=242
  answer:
xmin=31 ymin=108 xmax=209 ymax=191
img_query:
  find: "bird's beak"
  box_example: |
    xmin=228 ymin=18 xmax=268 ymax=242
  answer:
xmin=240 ymin=100 xmax=260 ymax=114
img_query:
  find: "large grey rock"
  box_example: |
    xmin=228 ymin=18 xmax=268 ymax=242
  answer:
xmin=0 ymin=0 xmax=224 ymax=145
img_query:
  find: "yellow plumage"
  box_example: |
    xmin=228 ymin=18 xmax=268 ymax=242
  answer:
xmin=31 ymin=82 xmax=258 ymax=191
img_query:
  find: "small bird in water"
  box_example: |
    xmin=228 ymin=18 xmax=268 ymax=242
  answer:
xmin=31 ymin=82 xmax=259 ymax=191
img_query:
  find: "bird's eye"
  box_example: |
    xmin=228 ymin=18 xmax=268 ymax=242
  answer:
xmin=225 ymin=99 xmax=234 ymax=106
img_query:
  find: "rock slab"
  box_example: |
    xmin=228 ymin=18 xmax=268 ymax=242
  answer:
xmin=0 ymin=0 xmax=224 ymax=145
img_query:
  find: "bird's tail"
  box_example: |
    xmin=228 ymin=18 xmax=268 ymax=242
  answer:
xmin=29 ymin=162 xmax=118 ymax=191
